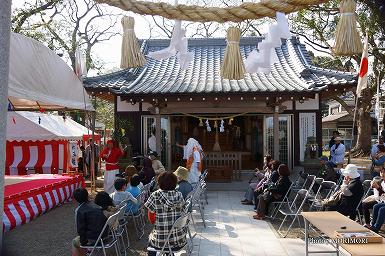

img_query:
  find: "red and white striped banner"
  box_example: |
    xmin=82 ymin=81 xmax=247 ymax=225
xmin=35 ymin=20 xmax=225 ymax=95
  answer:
xmin=6 ymin=140 xmax=69 ymax=175
xmin=3 ymin=175 xmax=85 ymax=232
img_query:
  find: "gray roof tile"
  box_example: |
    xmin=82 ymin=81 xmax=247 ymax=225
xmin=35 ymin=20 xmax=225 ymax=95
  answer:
xmin=83 ymin=37 xmax=357 ymax=95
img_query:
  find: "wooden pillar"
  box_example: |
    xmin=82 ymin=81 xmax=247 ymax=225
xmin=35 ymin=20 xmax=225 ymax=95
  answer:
xmin=273 ymin=105 xmax=280 ymax=161
xmin=155 ymin=111 xmax=161 ymax=156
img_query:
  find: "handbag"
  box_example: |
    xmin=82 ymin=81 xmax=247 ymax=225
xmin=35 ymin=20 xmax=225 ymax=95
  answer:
xmin=148 ymin=211 xmax=156 ymax=224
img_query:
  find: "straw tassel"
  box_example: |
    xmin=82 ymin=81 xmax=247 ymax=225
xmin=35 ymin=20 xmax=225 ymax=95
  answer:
xmin=120 ymin=16 xmax=146 ymax=69
xmin=333 ymin=0 xmax=363 ymax=56
xmin=221 ymin=27 xmax=245 ymax=80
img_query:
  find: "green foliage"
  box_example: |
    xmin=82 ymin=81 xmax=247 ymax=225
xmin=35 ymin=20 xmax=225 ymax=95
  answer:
xmin=112 ymin=116 xmax=134 ymax=145
xmin=93 ymin=98 xmax=114 ymax=129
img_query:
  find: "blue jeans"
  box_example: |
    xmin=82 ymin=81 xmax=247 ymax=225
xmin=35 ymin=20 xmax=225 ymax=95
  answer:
xmin=371 ymin=203 xmax=385 ymax=231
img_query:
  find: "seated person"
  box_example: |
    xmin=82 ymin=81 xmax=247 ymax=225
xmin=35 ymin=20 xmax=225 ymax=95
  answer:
xmin=126 ymin=174 xmax=142 ymax=215
xmin=362 ymin=169 xmax=385 ymax=228
xmin=174 ymin=166 xmax=193 ymax=199
xmin=325 ymin=164 xmax=364 ymax=220
xmin=370 ymin=201 xmax=385 ymax=233
xmin=253 ymin=164 xmax=291 ymax=220
xmin=241 ymin=155 xmax=272 ymax=205
xmin=330 ymin=137 xmax=345 ymax=167
xmin=145 ymin=172 xmax=186 ymax=256
xmin=299 ymin=156 xmax=339 ymax=192
xmin=72 ymin=188 xmax=107 ymax=256
xmin=372 ymin=145 xmax=385 ymax=178
xmin=124 ymin=165 xmax=138 ymax=183
xmin=110 ymin=178 xmax=138 ymax=207
xmin=139 ymin=158 xmax=156 ymax=185
xmin=253 ymin=160 xmax=281 ymax=209
xmin=149 ymin=151 xmax=166 ymax=175
xmin=94 ymin=191 xmax=118 ymax=217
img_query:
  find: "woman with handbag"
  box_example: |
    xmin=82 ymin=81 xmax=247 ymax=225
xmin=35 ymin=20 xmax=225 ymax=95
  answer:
xmin=241 ymin=155 xmax=273 ymax=205
xmin=253 ymin=164 xmax=291 ymax=220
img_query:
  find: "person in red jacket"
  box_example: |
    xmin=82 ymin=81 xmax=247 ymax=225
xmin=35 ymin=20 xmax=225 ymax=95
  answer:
xmin=100 ymin=140 xmax=123 ymax=194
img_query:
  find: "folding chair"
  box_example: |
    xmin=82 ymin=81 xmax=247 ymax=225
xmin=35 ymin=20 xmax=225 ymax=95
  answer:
xmin=147 ymin=213 xmax=192 ymax=256
xmin=356 ymin=179 xmax=372 ymax=224
xmin=199 ymin=170 xmax=208 ymax=205
xmin=291 ymin=173 xmax=307 ymax=190
xmin=267 ymin=182 xmax=294 ymax=220
xmin=306 ymin=178 xmax=324 ymax=202
xmin=292 ymin=175 xmax=316 ymax=193
xmin=309 ymin=181 xmax=337 ymax=211
xmin=80 ymin=211 xmax=121 ymax=256
xmin=190 ymin=182 xmax=206 ymax=228
xmin=125 ymin=192 xmax=146 ymax=239
xmin=115 ymin=205 xmax=130 ymax=255
xmin=277 ymin=189 xmax=309 ymax=238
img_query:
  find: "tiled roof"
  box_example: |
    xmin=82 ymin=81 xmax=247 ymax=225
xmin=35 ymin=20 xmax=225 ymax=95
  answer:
xmin=84 ymin=37 xmax=357 ymax=96
xmin=322 ymin=112 xmax=350 ymax=123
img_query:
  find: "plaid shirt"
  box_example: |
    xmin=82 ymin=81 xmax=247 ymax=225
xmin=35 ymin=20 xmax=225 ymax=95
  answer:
xmin=144 ymin=189 xmax=186 ymax=249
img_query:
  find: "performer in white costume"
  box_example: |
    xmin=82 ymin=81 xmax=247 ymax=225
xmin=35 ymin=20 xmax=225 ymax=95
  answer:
xmin=177 ymin=138 xmax=203 ymax=185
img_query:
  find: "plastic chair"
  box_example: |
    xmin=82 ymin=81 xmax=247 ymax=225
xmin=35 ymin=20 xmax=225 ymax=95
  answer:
xmin=147 ymin=213 xmax=191 ymax=256
xmin=277 ymin=189 xmax=309 ymax=238
xmin=80 ymin=211 xmax=121 ymax=256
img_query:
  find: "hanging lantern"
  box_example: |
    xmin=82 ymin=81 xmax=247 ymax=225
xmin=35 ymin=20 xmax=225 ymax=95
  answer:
xmin=228 ymin=118 xmax=233 ymax=125
xmin=214 ymin=120 xmax=218 ymax=128
xmin=199 ymin=118 xmax=203 ymax=127
xmin=120 ymin=16 xmax=146 ymax=69
xmin=333 ymin=0 xmax=363 ymax=56
xmin=221 ymin=27 xmax=245 ymax=80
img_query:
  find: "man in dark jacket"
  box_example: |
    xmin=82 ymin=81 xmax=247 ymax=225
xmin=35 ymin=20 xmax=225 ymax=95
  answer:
xmin=72 ymin=188 xmax=107 ymax=256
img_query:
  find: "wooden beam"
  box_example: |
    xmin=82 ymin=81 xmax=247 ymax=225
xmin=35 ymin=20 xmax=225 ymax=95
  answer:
xmin=159 ymin=106 xmax=286 ymax=114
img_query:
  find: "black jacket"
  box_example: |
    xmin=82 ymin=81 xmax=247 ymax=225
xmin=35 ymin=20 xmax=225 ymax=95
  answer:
xmin=267 ymin=176 xmax=292 ymax=200
xmin=76 ymin=201 xmax=107 ymax=245
xmin=337 ymin=178 xmax=364 ymax=217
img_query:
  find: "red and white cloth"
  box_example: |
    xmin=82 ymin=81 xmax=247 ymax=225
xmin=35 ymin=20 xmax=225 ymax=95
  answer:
xmin=3 ymin=174 xmax=85 ymax=232
xmin=6 ymin=140 xmax=69 ymax=175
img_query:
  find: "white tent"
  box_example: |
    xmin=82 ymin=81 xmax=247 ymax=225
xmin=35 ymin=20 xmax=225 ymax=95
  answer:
xmin=6 ymin=111 xmax=94 ymax=141
xmin=8 ymin=33 xmax=94 ymax=111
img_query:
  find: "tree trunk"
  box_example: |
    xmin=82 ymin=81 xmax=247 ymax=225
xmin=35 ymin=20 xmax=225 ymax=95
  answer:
xmin=352 ymin=88 xmax=373 ymax=156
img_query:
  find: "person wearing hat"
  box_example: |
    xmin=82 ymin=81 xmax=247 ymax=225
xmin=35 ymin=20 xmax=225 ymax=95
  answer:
xmin=149 ymin=151 xmax=165 ymax=175
xmin=330 ymin=137 xmax=345 ymax=167
xmin=328 ymin=131 xmax=341 ymax=150
xmin=174 ymin=166 xmax=193 ymax=199
xmin=100 ymin=140 xmax=123 ymax=194
xmin=328 ymin=164 xmax=364 ymax=219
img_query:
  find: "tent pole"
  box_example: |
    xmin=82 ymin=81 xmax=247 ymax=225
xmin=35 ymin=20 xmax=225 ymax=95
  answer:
xmin=90 ymin=110 xmax=96 ymax=193
xmin=0 ymin=0 xmax=12 ymax=251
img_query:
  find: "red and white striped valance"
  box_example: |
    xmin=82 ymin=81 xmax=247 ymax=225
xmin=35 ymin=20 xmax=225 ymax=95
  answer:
xmin=6 ymin=140 xmax=69 ymax=175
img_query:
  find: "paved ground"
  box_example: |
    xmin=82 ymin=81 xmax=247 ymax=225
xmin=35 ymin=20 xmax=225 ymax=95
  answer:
xmin=3 ymin=190 xmax=346 ymax=256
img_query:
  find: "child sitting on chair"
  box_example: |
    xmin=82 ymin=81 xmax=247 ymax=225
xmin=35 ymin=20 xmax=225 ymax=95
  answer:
xmin=110 ymin=178 xmax=138 ymax=207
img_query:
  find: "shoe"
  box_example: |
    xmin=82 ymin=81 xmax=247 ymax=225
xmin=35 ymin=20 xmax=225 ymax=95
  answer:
xmin=241 ymin=201 xmax=253 ymax=205
xmin=363 ymin=224 xmax=371 ymax=229
xmin=253 ymin=214 xmax=264 ymax=220
xmin=241 ymin=199 xmax=248 ymax=203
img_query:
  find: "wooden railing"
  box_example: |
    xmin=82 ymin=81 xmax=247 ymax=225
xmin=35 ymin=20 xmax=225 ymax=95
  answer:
xmin=203 ymin=151 xmax=241 ymax=181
